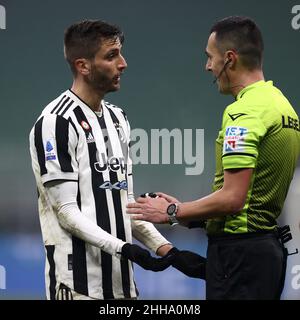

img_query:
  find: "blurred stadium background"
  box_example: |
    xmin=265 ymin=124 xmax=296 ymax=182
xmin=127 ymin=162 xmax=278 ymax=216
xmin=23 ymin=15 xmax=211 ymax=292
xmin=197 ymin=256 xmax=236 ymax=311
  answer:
xmin=0 ymin=0 xmax=299 ymax=299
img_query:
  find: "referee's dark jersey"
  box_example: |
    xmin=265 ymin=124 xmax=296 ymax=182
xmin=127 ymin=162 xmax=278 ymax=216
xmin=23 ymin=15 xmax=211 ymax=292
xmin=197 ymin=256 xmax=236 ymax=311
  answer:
xmin=29 ymin=89 xmax=137 ymax=299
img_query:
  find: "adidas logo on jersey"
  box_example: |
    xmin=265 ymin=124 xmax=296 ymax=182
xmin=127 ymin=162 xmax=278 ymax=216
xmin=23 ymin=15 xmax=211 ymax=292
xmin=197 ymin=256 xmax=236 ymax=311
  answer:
xmin=86 ymin=132 xmax=95 ymax=143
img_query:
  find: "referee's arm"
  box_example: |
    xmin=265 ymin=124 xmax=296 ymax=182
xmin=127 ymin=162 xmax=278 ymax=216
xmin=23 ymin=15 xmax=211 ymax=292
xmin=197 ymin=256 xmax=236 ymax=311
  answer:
xmin=176 ymin=168 xmax=253 ymax=222
xmin=127 ymin=168 xmax=253 ymax=224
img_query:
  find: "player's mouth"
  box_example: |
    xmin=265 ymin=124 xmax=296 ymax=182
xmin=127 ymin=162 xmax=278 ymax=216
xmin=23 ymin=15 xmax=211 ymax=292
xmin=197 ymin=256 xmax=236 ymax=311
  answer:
xmin=113 ymin=74 xmax=122 ymax=83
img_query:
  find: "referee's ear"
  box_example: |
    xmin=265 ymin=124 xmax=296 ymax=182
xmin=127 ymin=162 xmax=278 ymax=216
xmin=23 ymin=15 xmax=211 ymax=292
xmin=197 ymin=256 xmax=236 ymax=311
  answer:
xmin=74 ymin=58 xmax=91 ymax=76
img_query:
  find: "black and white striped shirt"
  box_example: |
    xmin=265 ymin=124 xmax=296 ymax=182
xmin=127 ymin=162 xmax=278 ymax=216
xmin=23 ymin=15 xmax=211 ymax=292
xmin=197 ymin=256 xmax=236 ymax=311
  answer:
xmin=29 ymin=89 xmax=164 ymax=299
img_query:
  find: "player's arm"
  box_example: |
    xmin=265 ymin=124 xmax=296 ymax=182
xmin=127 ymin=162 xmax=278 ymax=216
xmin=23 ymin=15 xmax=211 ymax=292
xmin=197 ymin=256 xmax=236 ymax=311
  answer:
xmin=45 ymin=180 xmax=173 ymax=272
xmin=127 ymin=168 xmax=253 ymax=224
xmin=46 ymin=180 xmax=126 ymax=255
xmin=130 ymin=219 xmax=173 ymax=255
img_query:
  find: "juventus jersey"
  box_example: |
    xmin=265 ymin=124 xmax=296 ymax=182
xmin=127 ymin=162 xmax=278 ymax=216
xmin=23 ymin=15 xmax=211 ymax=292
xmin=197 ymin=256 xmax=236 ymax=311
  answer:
xmin=29 ymin=89 xmax=139 ymax=299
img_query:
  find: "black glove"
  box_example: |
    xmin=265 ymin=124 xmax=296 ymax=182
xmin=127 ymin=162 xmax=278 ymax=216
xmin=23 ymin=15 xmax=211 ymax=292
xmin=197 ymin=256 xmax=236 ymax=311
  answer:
xmin=121 ymin=243 xmax=174 ymax=271
xmin=166 ymin=247 xmax=206 ymax=279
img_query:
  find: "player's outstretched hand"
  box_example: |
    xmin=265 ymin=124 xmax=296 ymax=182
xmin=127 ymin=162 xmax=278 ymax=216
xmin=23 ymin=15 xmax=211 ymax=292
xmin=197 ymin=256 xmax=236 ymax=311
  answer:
xmin=121 ymin=243 xmax=175 ymax=272
xmin=165 ymin=247 xmax=206 ymax=279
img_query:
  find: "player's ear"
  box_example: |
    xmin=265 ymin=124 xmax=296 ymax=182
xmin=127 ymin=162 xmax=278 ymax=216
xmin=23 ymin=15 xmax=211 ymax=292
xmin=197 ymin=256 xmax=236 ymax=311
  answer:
xmin=74 ymin=58 xmax=91 ymax=76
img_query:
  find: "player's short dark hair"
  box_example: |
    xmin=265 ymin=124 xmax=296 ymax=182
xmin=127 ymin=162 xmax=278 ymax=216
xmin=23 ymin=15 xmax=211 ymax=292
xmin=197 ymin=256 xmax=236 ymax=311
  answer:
xmin=210 ymin=16 xmax=264 ymax=70
xmin=64 ymin=19 xmax=124 ymax=74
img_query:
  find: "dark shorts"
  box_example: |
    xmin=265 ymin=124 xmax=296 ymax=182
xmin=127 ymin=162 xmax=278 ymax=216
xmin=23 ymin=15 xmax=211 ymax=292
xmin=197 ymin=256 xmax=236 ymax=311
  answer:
xmin=206 ymin=232 xmax=286 ymax=300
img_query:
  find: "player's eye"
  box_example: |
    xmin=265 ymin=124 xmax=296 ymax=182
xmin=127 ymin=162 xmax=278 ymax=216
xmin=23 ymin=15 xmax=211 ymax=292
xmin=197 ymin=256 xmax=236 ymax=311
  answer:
xmin=106 ymin=51 xmax=118 ymax=60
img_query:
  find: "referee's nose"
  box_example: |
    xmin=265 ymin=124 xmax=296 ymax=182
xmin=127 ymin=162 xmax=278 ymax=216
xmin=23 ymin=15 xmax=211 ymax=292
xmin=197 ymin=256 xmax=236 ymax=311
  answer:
xmin=205 ymin=59 xmax=212 ymax=72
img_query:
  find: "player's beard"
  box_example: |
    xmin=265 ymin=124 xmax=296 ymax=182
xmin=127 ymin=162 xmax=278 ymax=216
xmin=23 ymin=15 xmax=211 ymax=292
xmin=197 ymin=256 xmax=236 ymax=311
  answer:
xmin=86 ymin=64 xmax=119 ymax=94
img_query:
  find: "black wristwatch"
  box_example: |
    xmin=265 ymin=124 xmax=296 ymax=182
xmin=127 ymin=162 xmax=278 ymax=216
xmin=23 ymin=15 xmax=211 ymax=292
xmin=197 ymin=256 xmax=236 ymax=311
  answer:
xmin=167 ymin=203 xmax=179 ymax=226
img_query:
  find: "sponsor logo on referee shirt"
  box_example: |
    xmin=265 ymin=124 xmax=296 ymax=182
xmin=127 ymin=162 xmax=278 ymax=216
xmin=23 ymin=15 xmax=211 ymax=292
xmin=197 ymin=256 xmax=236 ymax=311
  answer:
xmin=228 ymin=113 xmax=247 ymax=121
xmin=223 ymin=126 xmax=248 ymax=152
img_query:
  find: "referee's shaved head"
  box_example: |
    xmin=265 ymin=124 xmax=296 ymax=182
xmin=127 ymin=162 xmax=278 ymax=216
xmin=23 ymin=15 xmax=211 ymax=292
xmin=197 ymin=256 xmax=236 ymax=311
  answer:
xmin=64 ymin=19 xmax=124 ymax=75
xmin=210 ymin=16 xmax=264 ymax=70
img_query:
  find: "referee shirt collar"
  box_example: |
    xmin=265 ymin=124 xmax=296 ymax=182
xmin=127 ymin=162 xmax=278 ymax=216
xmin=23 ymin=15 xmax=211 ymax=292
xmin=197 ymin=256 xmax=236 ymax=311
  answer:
xmin=236 ymin=80 xmax=273 ymax=100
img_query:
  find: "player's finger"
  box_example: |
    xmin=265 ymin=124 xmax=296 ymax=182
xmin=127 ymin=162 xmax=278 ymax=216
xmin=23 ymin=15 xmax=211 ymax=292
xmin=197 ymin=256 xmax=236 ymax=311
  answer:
xmin=126 ymin=207 xmax=143 ymax=214
xmin=156 ymin=192 xmax=179 ymax=203
xmin=135 ymin=197 xmax=149 ymax=203
xmin=127 ymin=199 xmax=146 ymax=208
xmin=127 ymin=202 xmax=142 ymax=209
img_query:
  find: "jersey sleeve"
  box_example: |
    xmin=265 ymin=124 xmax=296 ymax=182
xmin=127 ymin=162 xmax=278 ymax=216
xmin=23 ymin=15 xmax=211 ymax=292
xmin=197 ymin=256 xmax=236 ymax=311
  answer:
xmin=222 ymin=112 xmax=267 ymax=169
xmin=131 ymin=219 xmax=171 ymax=253
xmin=32 ymin=114 xmax=79 ymax=184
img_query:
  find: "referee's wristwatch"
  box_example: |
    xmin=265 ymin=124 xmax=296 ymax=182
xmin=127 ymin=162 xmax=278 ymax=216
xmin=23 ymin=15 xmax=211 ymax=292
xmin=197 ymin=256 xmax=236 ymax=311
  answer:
xmin=167 ymin=203 xmax=179 ymax=226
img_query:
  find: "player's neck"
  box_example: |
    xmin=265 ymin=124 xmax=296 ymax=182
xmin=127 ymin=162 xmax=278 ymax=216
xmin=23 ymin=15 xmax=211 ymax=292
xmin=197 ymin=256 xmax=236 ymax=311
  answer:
xmin=71 ymin=78 xmax=104 ymax=112
xmin=230 ymin=69 xmax=265 ymax=97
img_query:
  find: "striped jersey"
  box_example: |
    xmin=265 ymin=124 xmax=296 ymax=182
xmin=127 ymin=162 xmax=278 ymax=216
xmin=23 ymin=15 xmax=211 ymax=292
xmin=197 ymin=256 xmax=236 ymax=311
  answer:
xmin=29 ymin=89 xmax=138 ymax=299
xmin=207 ymin=80 xmax=300 ymax=235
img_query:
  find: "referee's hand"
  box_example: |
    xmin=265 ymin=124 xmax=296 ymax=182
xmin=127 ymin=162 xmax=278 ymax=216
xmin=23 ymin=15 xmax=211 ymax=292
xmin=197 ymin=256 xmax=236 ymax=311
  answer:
xmin=121 ymin=243 xmax=175 ymax=272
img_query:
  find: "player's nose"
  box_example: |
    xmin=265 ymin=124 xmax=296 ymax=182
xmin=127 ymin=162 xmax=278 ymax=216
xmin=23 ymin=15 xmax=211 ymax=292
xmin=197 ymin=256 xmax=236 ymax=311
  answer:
xmin=118 ymin=54 xmax=127 ymax=71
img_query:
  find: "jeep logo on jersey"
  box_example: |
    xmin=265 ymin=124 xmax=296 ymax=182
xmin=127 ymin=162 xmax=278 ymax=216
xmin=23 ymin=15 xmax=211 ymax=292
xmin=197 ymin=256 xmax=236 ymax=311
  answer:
xmin=224 ymin=126 xmax=248 ymax=152
xmin=94 ymin=153 xmax=126 ymax=174
xmin=99 ymin=180 xmax=128 ymax=191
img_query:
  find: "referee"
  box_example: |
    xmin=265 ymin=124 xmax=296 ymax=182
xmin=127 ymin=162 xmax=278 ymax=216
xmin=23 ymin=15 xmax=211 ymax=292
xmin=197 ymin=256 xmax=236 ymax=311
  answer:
xmin=127 ymin=16 xmax=300 ymax=299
